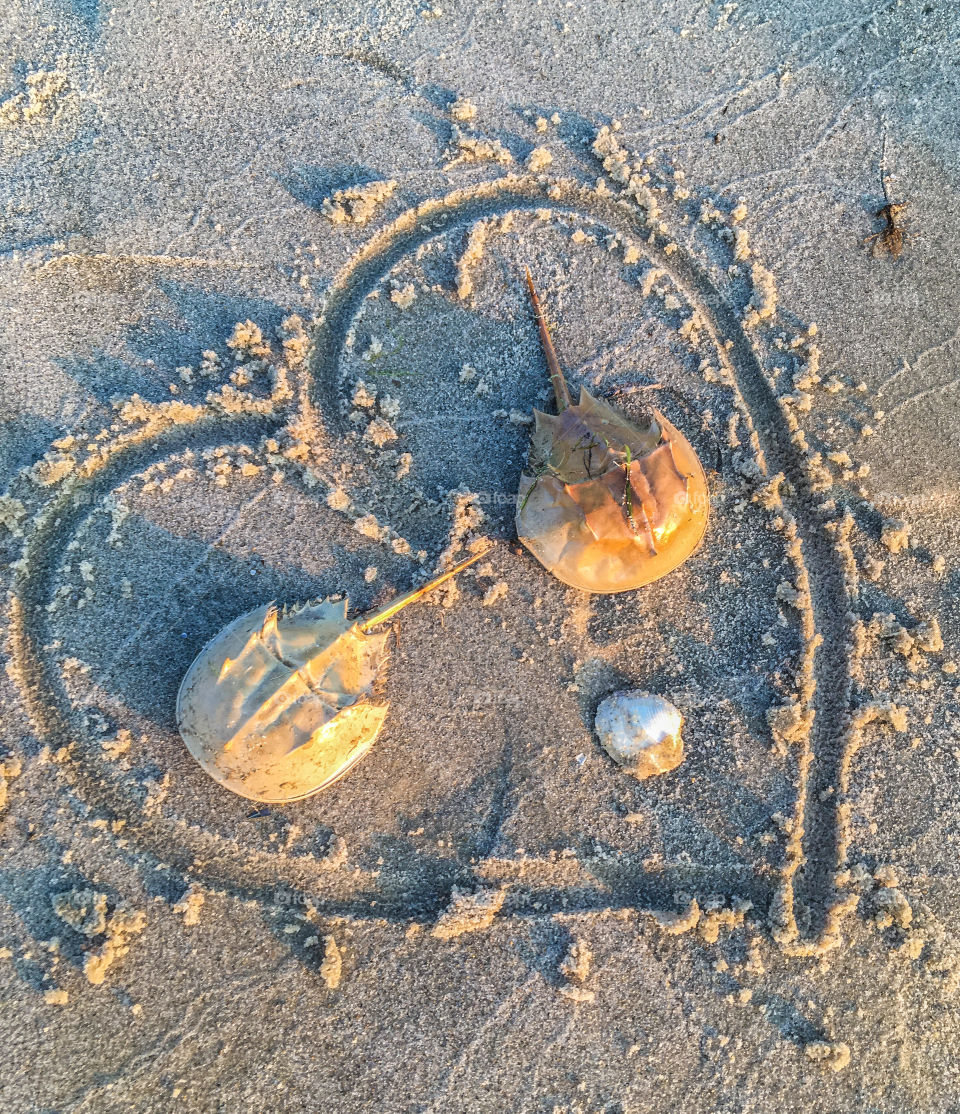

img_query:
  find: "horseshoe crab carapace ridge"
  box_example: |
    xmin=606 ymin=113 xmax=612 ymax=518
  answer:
xmin=515 ymin=270 xmax=710 ymax=594
xmin=176 ymin=548 xmax=490 ymax=803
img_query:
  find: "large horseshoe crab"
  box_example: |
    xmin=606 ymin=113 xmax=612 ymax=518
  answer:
xmin=516 ymin=271 xmax=709 ymax=593
xmin=176 ymin=549 xmax=488 ymax=803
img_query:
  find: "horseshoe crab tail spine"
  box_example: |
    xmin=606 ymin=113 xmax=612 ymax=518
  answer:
xmin=357 ymin=546 xmax=493 ymax=631
xmin=525 ymin=267 xmax=572 ymax=413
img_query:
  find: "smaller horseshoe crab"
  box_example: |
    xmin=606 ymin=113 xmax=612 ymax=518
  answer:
xmin=515 ymin=271 xmax=709 ymax=593
xmin=176 ymin=549 xmax=488 ymax=803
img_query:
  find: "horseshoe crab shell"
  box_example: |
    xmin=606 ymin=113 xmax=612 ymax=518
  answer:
xmin=176 ymin=549 xmax=487 ymax=803
xmin=516 ymin=271 xmax=709 ymax=594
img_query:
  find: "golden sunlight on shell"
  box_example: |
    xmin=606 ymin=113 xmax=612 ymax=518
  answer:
xmin=176 ymin=549 xmax=489 ymax=803
xmin=515 ymin=271 xmax=709 ymax=594
xmin=177 ymin=599 xmax=390 ymax=803
xmin=516 ymin=392 xmax=709 ymax=593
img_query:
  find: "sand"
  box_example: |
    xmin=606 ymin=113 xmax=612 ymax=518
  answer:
xmin=2 ymin=0 xmax=960 ymax=1110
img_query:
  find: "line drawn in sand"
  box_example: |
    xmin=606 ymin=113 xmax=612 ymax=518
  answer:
xmin=1 ymin=115 xmax=947 ymax=966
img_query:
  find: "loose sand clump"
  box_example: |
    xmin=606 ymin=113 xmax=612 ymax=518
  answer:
xmin=379 ymin=395 xmax=401 ymax=420
xmin=100 ymin=728 xmax=132 ymax=760
xmin=327 ymin=488 xmax=352 ymax=512
xmin=431 ymin=887 xmax=506 ymax=939
xmin=526 ymin=146 xmax=552 ymax=172
xmin=446 ymin=125 xmax=512 ymax=166
xmin=862 ymin=554 xmax=885 ymax=581
xmin=437 ymin=490 xmax=488 ymax=570
xmin=591 ymin=124 xmax=628 ymax=178
xmin=856 ymin=700 xmax=909 ymax=734
xmin=83 ymin=905 xmax=148 ymax=986
xmin=352 ymin=379 xmax=376 ymax=409
xmin=559 ymin=938 xmax=592 ymax=984
xmin=322 ymin=180 xmax=398 ymax=225
xmin=656 ymin=894 xmax=751 ymax=944
xmin=741 ymin=264 xmax=777 ymax=328
xmin=395 ymin=452 xmax=412 ymax=479
xmin=449 ymin=96 xmax=477 ymax=121
xmin=142 ymin=773 xmax=171 ymax=816
xmin=867 ymin=612 xmax=944 ymax=672
xmin=733 ymin=228 xmax=751 ymax=262
xmin=353 ymin=513 xmax=384 ymax=541
xmin=481 ymin=581 xmax=508 ymax=607
xmin=226 ymin=320 xmax=272 ymax=364
xmin=697 ymin=897 xmax=752 ymax=944
xmin=0 ymin=64 xmax=69 ymax=127
xmin=880 ymin=519 xmax=910 ymax=553
xmin=389 ymin=283 xmax=416 ymax=309
xmin=172 ymin=884 xmax=205 ymax=927
xmin=456 ymin=220 xmax=490 ymax=300
xmin=363 ymin=417 xmax=398 ymax=447
xmin=915 ymin=618 xmax=944 ymax=654
xmin=652 ymin=896 xmax=701 ymax=936
xmin=872 ymin=887 xmax=913 ymax=930
xmin=320 ymin=935 xmax=343 ymax=989
xmin=767 ymin=700 xmax=810 ymax=748
xmin=590 ymin=126 xmax=663 ymax=217
xmin=804 ymin=1040 xmax=851 ymax=1072
xmin=52 ymin=889 xmax=108 ymax=937
xmin=0 ymin=756 xmax=22 ymax=811
xmin=872 ymin=864 xmax=898 ymax=887
xmin=640 ymin=267 xmax=666 ymax=299
xmin=775 ymin=579 xmax=805 ymax=609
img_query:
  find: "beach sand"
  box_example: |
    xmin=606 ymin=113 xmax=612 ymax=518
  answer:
xmin=2 ymin=0 xmax=960 ymax=1109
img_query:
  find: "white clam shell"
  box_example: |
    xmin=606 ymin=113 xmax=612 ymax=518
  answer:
xmin=177 ymin=598 xmax=389 ymax=803
xmin=594 ymin=690 xmax=684 ymax=780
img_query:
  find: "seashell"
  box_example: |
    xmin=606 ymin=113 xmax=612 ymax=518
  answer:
xmin=516 ymin=271 xmax=709 ymax=593
xmin=176 ymin=549 xmax=488 ymax=803
xmin=594 ymin=690 xmax=684 ymax=780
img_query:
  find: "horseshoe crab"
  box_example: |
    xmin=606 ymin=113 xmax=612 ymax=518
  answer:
xmin=176 ymin=549 xmax=488 ymax=803
xmin=516 ymin=271 xmax=709 ymax=593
